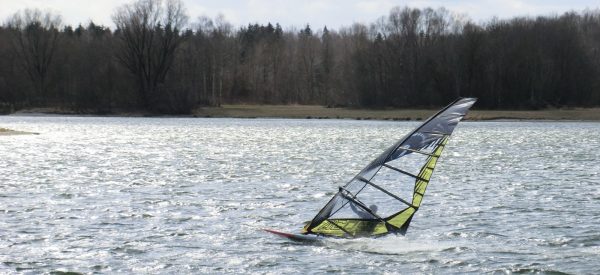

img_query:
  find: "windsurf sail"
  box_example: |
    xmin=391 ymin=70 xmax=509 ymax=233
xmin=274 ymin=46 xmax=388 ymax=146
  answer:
xmin=302 ymin=97 xmax=477 ymax=238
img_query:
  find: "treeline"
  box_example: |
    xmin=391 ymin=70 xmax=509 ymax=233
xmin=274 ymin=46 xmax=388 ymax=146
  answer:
xmin=1 ymin=0 xmax=600 ymax=114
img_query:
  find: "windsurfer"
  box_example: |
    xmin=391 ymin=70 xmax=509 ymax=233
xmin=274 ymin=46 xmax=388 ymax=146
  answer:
xmin=350 ymin=202 xmax=378 ymax=219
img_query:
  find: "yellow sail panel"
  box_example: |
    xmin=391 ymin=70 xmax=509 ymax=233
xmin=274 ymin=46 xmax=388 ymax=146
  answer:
xmin=306 ymin=219 xmax=388 ymax=237
xmin=386 ymin=207 xmax=416 ymax=228
xmin=412 ymin=182 xmax=426 ymax=206
xmin=412 ymin=137 xmax=448 ymax=207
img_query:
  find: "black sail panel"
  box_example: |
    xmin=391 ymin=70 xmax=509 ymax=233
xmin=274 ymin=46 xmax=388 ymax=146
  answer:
xmin=303 ymin=98 xmax=476 ymax=237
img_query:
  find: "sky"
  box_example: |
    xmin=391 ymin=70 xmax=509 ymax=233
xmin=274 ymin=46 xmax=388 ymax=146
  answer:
xmin=1 ymin=0 xmax=599 ymax=30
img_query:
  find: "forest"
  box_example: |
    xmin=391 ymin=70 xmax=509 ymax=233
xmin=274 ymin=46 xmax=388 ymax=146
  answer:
xmin=1 ymin=0 xmax=600 ymax=114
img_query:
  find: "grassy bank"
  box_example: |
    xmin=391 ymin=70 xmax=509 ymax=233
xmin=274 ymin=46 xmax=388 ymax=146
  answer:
xmin=6 ymin=105 xmax=600 ymax=121
xmin=194 ymin=105 xmax=600 ymax=121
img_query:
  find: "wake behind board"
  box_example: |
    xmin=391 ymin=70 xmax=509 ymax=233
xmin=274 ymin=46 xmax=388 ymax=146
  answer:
xmin=263 ymin=228 xmax=322 ymax=242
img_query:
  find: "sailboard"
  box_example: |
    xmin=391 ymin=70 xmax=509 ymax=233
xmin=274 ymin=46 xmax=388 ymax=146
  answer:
xmin=263 ymin=228 xmax=322 ymax=242
xmin=266 ymin=97 xmax=477 ymax=240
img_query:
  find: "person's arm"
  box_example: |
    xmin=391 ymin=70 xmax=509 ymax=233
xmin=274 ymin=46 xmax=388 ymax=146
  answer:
xmin=350 ymin=202 xmax=372 ymax=219
xmin=349 ymin=202 xmax=360 ymax=213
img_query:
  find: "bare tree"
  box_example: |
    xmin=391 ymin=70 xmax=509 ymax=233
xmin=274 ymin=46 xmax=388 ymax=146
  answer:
xmin=2 ymin=4 xmax=600 ymax=112
xmin=8 ymin=9 xmax=61 ymax=103
xmin=297 ymin=24 xmax=320 ymax=103
xmin=193 ymin=14 xmax=232 ymax=106
xmin=112 ymin=0 xmax=188 ymax=110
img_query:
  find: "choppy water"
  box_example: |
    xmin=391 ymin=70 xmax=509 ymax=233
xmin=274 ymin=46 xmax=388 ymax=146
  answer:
xmin=1 ymin=116 xmax=599 ymax=274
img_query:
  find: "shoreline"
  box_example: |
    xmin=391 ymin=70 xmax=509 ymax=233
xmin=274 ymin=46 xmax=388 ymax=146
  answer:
xmin=4 ymin=105 xmax=600 ymax=121
xmin=195 ymin=105 xmax=600 ymax=121
xmin=0 ymin=127 xmax=38 ymax=136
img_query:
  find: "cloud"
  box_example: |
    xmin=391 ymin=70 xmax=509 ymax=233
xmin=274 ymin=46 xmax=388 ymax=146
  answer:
xmin=0 ymin=0 xmax=130 ymax=27
xmin=355 ymin=0 xmax=395 ymax=15
xmin=0 ymin=0 xmax=598 ymax=29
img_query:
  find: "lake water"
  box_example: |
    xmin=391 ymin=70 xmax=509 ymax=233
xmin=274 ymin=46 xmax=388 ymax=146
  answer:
xmin=1 ymin=116 xmax=599 ymax=274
